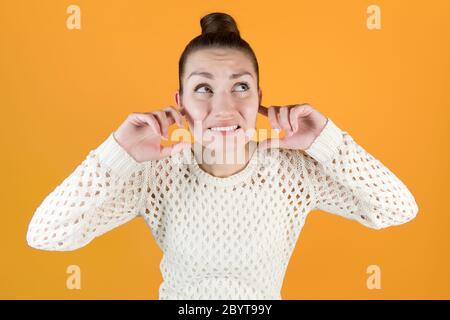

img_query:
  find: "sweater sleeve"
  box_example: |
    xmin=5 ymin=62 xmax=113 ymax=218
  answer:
xmin=26 ymin=132 xmax=150 ymax=251
xmin=301 ymin=118 xmax=419 ymax=230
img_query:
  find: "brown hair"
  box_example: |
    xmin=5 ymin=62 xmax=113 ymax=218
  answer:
xmin=178 ymin=12 xmax=260 ymax=95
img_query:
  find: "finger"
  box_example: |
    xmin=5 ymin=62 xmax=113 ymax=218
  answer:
xmin=134 ymin=113 xmax=162 ymax=138
xmin=164 ymin=106 xmax=185 ymax=128
xmin=159 ymin=141 xmax=191 ymax=158
xmin=294 ymin=104 xmax=314 ymax=118
xmin=152 ymin=110 xmax=170 ymax=139
xmin=278 ymin=106 xmax=293 ymax=133
xmin=289 ymin=105 xmax=302 ymax=132
xmin=268 ymin=106 xmax=281 ymax=130
xmin=258 ymin=105 xmax=268 ymax=117
xmin=258 ymin=138 xmax=285 ymax=151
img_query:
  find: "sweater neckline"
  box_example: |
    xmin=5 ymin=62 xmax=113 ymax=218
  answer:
xmin=188 ymin=141 xmax=260 ymax=187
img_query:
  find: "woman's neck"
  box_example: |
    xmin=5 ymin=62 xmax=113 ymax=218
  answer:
xmin=192 ymin=141 xmax=257 ymax=178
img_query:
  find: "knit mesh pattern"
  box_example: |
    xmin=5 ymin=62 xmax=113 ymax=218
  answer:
xmin=26 ymin=118 xmax=419 ymax=299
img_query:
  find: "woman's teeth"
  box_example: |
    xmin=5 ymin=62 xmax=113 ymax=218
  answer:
xmin=209 ymin=125 xmax=239 ymax=132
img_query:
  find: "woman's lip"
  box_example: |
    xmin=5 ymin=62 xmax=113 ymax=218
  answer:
xmin=207 ymin=125 xmax=240 ymax=129
xmin=206 ymin=126 xmax=242 ymax=135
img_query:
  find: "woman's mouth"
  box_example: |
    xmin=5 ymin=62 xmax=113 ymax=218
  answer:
xmin=207 ymin=125 xmax=241 ymax=135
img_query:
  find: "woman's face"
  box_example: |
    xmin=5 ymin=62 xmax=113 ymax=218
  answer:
xmin=175 ymin=48 xmax=262 ymax=155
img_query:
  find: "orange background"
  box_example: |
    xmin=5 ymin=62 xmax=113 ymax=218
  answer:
xmin=1 ymin=0 xmax=449 ymax=299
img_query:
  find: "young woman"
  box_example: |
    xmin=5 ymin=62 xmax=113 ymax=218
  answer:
xmin=26 ymin=12 xmax=419 ymax=300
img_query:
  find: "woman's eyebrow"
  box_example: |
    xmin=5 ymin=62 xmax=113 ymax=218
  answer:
xmin=187 ymin=71 xmax=253 ymax=80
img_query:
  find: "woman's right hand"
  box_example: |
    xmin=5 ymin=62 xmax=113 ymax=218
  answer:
xmin=113 ymin=107 xmax=191 ymax=162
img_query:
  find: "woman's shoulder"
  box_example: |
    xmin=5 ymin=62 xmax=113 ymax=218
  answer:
xmin=259 ymin=146 xmax=310 ymax=167
xmin=254 ymin=146 xmax=315 ymax=183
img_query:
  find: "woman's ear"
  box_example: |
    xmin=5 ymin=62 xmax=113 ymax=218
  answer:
xmin=174 ymin=90 xmax=186 ymax=116
xmin=258 ymin=87 xmax=263 ymax=105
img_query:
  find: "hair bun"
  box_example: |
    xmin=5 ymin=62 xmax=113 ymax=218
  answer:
xmin=200 ymin=12 xmax=240 ymax=37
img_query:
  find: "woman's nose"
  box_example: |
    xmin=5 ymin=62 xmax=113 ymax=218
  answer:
xmin=211 ymin=91 xmax=236 ymax=113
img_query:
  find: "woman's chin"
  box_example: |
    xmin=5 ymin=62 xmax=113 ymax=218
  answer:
xmin=201 ymin=128 xmax=249 ymax=147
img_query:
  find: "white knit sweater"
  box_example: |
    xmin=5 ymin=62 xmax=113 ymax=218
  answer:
xmin=26 ymin=118 xmax=419 ymax=299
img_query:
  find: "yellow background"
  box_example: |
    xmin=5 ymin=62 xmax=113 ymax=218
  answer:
xmin=1 ymin=0 xmax=449 ymax=299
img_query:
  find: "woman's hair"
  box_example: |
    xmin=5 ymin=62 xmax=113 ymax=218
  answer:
xmin=178 ymin=12 xmax=260 ymax=95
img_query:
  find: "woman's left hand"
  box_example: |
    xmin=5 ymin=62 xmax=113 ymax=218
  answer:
xmin=257 ymin=103 xmax=328 ymax=151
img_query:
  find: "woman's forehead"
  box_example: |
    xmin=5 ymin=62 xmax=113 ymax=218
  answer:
xmin=185 ymin=49 xmax=255 ymax=80
xmin=191 ymin=47 xmax=245 ymax=58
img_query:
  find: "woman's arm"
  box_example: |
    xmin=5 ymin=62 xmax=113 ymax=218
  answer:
xmin=26 ymin=132 xmax=151 ymax=251
xmin=301 ymin=118 xmax=419 ymax=229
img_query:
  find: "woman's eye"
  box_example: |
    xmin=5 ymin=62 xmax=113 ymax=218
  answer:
xmin=194 ymin=82 xmax=250 ymax=93
xmin=234 ymin=82 xmax=250 ymax=92
xmin=194 ymin=84 xmax=212 ymax=93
